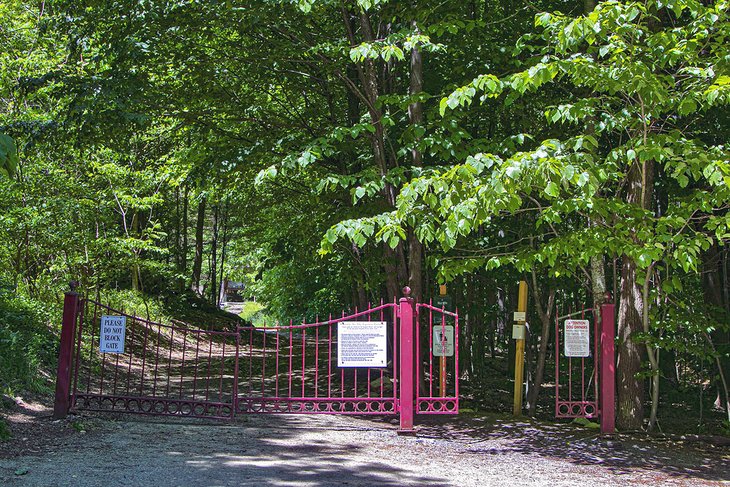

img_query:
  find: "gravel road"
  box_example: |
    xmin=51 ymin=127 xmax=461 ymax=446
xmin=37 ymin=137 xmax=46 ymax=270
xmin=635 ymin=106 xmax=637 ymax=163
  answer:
xmin=1 ymin=413 xmax=728 ymax=486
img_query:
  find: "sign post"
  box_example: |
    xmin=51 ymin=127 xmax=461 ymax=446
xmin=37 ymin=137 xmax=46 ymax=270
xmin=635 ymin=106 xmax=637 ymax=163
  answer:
xmin=435 ymin=285 xmax=450 ymax=397
xmin=433 ymin=324 xmax=454 ymax=397
xmin=513 ymin=281 xmax=528 ymax=416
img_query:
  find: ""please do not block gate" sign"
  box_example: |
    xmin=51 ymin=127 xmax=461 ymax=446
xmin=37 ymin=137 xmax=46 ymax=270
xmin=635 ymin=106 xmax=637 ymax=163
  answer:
xmin=99 ymin=315 xmax=127 ymax=354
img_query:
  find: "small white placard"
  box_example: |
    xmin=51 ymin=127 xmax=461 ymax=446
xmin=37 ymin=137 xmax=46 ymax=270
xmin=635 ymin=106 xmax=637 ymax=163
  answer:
xmin=337 ymin=321 xmax=388 ymax=367
xmin=564 ymin=319 xmax=590 ymax=357
xmin=99 ymin=315 xmax=126 ymax=354
xmin=512 ymin=324 xmax=526 ymax=340
xmin=433 ymin=325 xmax=454 ymax=357
xmin=513 ymin=311 xmax=526 ymax=322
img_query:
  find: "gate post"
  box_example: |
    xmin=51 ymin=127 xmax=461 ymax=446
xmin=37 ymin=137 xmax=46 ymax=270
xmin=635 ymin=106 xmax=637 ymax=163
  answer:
xmin=53 ymin=288 xmax=80 ymax=419
xmin=398 ymin=287 xmax=416 ymax=434
xmin=600 ymin=301 xmax=616 ymax=434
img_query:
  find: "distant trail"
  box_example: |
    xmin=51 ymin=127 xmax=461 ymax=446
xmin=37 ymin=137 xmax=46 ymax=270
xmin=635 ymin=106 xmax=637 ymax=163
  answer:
xmin=1 ymin=414 xmax=727 ymax=486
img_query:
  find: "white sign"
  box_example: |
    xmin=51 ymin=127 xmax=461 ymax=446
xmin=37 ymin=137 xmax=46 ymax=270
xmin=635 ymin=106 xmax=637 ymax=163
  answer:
xmin=99 ymin=315 xmax=126 ymax=354
xmin=564 ymin=319 xmax=590 ymax=357
xmin=433 ymin=325 xmax=454 ymax=357
xmin=513 ymin=311 xmax=526 ymax=322
xmin=512 ymin=324 xmax=526 ymax=340
xmin=337 ymin=321 xmax=388 ymax=367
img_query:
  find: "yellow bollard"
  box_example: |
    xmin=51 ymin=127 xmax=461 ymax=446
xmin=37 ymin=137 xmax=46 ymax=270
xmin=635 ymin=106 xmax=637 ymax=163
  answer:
xmin=513 ymin=281 xmax=528 ymax=416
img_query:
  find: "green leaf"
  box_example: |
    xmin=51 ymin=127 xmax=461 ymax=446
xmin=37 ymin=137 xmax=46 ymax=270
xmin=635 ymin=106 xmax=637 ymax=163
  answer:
xmin=545 ymin=181 xmax=560 ymax=197
xmin=0 ymin=133 xmax=19 ymax=178
xmin=354 ymin=187 xmax=366 ymax=202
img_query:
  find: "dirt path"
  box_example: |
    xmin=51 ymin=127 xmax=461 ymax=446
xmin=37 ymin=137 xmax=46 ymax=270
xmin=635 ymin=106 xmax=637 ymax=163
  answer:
xmin=1 ymin=410 xmax=728 ymax=487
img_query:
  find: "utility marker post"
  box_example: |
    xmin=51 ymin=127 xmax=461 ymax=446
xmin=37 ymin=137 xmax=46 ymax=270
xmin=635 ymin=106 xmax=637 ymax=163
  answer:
xmin=512 ymin=281 xmax=528 ymax=416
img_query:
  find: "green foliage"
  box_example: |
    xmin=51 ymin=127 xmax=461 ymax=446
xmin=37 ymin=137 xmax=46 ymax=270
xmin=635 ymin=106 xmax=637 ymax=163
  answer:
xmin=0 ymin=133 xmax=18 ymax=178
xmin=238 ymin=301 xmax=274 ymax=328
xmin=0 ymin=290 xmax=59 ymax=393
xmin=324 ymin=0 xmax=730 ymax=281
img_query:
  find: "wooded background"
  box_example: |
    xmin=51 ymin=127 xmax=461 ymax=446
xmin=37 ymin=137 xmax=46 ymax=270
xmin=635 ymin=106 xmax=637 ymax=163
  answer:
xmin=1 ymin=0 xmax=729 ymax=433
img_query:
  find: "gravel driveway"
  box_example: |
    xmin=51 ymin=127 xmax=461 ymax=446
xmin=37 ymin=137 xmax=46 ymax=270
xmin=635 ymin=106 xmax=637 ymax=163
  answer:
xmin=1 ymin=413 xmax=728 ymax=486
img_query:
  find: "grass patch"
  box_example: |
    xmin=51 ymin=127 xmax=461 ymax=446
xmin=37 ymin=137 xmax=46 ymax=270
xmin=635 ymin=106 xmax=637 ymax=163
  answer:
xmin=239 ymin=301 xmax=274 ymax=327
xmin=0 ymin=292 xmax=59 ymax=394
xmin=240 ymin=301 xmax=264 ymax=320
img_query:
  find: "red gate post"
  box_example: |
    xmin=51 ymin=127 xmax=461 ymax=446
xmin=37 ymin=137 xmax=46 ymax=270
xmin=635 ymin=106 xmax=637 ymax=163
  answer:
xmin=398 ymin=287 xmax=416 ymax=434
xmin=53 ymin=288 xmax=80 ymax=419
xmin=600 ymin=301 xmax=616 ymax=434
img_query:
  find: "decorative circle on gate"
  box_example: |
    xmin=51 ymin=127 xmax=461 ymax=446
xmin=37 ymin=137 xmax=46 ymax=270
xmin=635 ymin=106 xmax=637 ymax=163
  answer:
xmin=417 ymin=399 xmax=458 ymax=414
xmin=140 ymin=399 xmax=154 ymax=413
xmin=556 ymin=401 xmax=598 ymax=418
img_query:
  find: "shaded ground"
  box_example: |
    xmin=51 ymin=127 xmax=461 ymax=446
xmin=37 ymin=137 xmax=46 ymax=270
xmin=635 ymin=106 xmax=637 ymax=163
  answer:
xmin=1 ymin=400 xmax=728 ymax=486
xmin=0 ymin=396 xmax=75 ymax=460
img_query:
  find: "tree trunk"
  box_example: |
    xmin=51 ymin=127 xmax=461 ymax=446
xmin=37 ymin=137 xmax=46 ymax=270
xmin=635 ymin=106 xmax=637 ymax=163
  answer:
xmin=527 ymin=269 xmax=555 ymax=416
xmin=131 ymin=211 xmax=141 ymax=292
xmin=616 ymin=155 xmax=654 ymax=430
xmin=217 ymin=204 xmax=229 ymax=307
xmin=210 ymin=204 xmax=219 ymax=306
xmin=180 ymin=185 xmax=189 ymax=292
xmin=617 ymin=256 xmax=645 ymax=430
xmin=406 ymin=23 xmax=424 ymax=301
xmin=191 ymin=194 xmax=206 ymax=295
xmin=703 ymin=244 xmax=730 ymax=416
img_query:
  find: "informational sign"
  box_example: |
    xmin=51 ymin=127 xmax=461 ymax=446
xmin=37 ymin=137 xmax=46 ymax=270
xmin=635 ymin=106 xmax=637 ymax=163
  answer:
xmin=512 ymin=324 xmax=526 ymax=340
xmin=337 ymin=321 xmax=388 ymax=367
xmin=99 ymin=315 xmax=126 ymax=354
xmin=513 ymin=311 xmax=526 ymax=322
xmin=564 ymin=319 xmax=590 ymax=357
xmin=433 ymin=325 xmax=454 ymax=357
xmin=434 ymin=295 xmax=452 ymax=310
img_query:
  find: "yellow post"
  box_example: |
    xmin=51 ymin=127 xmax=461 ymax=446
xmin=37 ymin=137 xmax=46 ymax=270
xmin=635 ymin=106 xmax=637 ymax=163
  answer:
xmin=513 ymin=280 xmax=528 ymax=416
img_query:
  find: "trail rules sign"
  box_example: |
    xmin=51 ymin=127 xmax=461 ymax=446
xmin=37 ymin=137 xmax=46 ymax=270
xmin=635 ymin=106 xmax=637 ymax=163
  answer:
xmin=99 ymin=315 xmax=126 ymax=353
xmin=432 ymin=325 xmax=454 ymax=357
xmin=337 ymin=321 xmax=388 ymax=367
xmin=564 ymin=319 xmax=590 ymax=357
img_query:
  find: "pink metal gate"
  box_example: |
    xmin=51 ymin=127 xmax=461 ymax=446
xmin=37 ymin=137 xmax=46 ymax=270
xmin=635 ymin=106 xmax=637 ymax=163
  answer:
xmin=66 ymin=296 xmax=239 ymax=419
xmin=54 ymin=287 xmax=460 ymax=433
xmin=235 ymin=301 xmax=399 ymax=414
xmin=416 ymin=302 xmax=459 ymax=414
xmin=554 ymin=301 xmax=616 ymax=434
